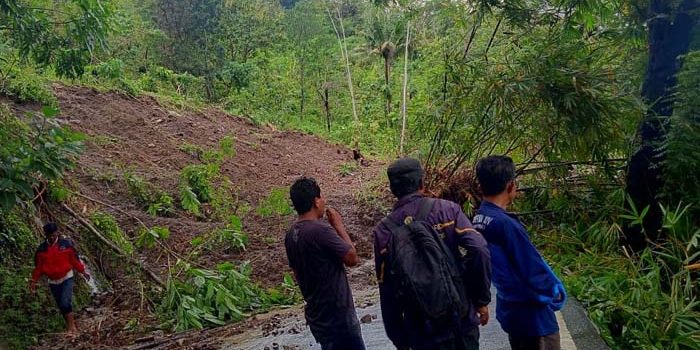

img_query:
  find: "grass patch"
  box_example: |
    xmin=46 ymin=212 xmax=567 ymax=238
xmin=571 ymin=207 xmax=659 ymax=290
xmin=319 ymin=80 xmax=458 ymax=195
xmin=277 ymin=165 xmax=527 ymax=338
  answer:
xmin=256 ymin=187 xmax=294 ymax=217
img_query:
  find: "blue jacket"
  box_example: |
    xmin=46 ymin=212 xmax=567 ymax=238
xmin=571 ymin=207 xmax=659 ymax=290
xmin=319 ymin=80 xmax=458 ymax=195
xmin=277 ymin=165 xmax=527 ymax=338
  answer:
xmin=473 ymin=200 xmax=566 ymax=337
xmin=374 ymin=194 xmax=491 ymax=349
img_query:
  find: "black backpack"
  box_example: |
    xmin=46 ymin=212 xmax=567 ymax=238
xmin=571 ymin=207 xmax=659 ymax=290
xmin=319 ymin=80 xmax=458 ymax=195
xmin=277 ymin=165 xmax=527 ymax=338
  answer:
xmin=381 ymin=197 xmax=470 ymax=322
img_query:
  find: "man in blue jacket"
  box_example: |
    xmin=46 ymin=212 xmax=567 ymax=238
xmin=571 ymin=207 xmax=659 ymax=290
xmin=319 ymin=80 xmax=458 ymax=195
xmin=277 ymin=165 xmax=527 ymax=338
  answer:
xmin=374 ymin=158 xmax=491 ymax=350
xmin=472 ymin=155 xmax=566 ymax=350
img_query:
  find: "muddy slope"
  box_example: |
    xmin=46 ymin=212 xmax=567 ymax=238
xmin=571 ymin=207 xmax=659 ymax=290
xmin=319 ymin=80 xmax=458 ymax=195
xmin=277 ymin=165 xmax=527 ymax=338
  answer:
xmin=21 ymin=85 xmax=388 ymax=348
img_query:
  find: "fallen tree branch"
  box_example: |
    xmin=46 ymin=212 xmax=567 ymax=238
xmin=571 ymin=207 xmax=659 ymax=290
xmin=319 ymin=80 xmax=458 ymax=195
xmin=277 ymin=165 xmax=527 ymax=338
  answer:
xmin=61 ymin=203 xmax=166 ymax=287
xmin=519 ymin=158 xmax=627 ymax=173
xmin=71 ymin=191 xmax=193 ymax=267
xmin=686 ymin=263 xmax=700 ymax=271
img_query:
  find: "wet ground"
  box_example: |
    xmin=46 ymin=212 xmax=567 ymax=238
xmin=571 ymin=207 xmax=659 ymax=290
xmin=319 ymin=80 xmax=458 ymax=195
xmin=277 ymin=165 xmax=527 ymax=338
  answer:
xmin=225 ymin=285 xmax=610 ymax=350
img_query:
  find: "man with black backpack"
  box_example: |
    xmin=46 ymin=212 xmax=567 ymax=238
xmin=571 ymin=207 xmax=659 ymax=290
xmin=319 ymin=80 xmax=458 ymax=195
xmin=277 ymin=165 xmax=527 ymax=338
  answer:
xmin=373 ymin=158 xmax=492 ymax=350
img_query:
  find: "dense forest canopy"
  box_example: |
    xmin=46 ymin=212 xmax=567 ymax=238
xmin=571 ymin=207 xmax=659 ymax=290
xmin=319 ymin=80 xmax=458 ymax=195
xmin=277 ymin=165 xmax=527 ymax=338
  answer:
xmin=1 ymin=0 xmax=699 ymax=349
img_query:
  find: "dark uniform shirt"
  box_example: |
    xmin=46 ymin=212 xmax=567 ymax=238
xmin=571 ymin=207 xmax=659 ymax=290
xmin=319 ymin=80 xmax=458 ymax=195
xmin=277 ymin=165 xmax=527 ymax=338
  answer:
xmin=373 ymin=193 xmax=492 ymax=349
xmin=285 ymin=219 xmax=360 ymax=343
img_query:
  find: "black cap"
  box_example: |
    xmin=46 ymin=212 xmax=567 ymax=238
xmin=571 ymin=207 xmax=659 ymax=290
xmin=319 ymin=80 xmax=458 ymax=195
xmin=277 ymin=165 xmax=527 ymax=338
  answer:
xmin=387 ymin=157 xmax=424 ymax=183
xmin=387 ymin=158 xmax=424 ymax=198
xmin=43 ymin=222 xmax=58 ymax=236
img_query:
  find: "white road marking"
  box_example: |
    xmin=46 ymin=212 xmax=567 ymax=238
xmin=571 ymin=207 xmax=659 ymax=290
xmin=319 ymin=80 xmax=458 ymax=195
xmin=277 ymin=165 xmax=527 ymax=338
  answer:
xmin=557 ymin=311 xmax=578 ymax=350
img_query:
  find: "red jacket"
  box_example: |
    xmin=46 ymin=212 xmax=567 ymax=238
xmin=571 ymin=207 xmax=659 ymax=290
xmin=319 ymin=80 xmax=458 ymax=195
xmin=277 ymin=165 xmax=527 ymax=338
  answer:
xmin=31 ymin=238 xmax=85 ymax=282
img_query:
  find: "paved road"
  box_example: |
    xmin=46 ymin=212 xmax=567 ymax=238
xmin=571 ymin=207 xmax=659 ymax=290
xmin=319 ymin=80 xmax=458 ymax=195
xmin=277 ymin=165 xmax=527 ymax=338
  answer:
xmin=225 ymin=288 xmax=609 ymax=350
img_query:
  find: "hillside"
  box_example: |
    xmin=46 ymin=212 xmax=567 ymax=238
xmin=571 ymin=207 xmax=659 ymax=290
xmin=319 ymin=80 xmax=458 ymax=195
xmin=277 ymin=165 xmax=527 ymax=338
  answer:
xmin=10 ymin=85 xmax=386 ymax=348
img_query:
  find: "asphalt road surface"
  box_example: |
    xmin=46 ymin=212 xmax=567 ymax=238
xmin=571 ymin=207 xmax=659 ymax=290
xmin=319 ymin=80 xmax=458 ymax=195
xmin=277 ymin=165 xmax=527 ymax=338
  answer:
xmin=227 ymin=287 xmax=609 ymax=350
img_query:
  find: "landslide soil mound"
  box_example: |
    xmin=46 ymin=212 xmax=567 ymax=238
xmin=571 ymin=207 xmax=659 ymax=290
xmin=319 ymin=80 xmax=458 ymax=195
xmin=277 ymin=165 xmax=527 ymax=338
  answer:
xmin=14 ymin=85 xmax=388 ymax=349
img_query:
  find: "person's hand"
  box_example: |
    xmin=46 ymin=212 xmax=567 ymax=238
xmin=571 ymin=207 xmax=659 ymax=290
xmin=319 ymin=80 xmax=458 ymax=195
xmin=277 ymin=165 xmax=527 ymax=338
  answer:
xmin=326 ymin=208 xmax=343 ymax=228
xmin=29 ymin=280 xmax=37 ymax=294
xmin=477 ymin=305 xmax=489 ymax=326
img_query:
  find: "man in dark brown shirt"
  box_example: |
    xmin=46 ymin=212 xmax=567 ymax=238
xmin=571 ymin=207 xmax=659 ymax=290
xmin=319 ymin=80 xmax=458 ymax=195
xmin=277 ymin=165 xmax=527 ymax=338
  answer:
xmin=285 ymin=177 xmax=366 ymax=350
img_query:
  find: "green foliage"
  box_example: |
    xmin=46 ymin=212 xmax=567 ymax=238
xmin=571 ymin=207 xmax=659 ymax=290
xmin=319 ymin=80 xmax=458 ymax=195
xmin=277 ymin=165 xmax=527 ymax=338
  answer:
xmin=0 ymin=104 xmax=83 ymax=212
xmin=0 ymin=266 xmax=64 ymax=349
xmin=47 ymin=179 xmax=71 ymax=203
xmin=212 ymin=215 xmax=248 ymax=251
xmin=0 ymin=208 xmax=36 ymax=258
xmin=256 ymin=187 xmax=294 ymax=217
xmin=146 ymin=193 xmax=175 ymax=217
xmin=531 ymin=181 xmax=700 ymax=349
xmin=179 ymin=185 xmax=202 ymax=216
xmin=0 ymin=48 xmax=57 ymax=106
xmin=178 ymin=137 xmax=236 ymax=215
xmin=665 ymin=51 xmax=700 ymax=217
xmin=90 ymin=211 xmax=134 ymax=255
xmin=0 ymin=210 xmax=69 ymax=349
xmin=180 ymin=164 xmax=216 ymax=204
xmin=339 ymin=161 xmax=360 ymax=177
xmin=136 ymin=226 xmax=170 ymax=249
xmin=159 ymin=261 xmax=297 ymax=331
xmin=84 ymin=58 xmax=141 ymax=96
xmin=0 ymin=0 xmax=114 ymax=78
xmin=124 ymin=170 xmax=174 ymax=217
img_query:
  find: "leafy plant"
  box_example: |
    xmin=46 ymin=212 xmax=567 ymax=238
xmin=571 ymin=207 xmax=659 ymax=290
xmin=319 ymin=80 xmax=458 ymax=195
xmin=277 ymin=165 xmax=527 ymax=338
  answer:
xmin=179 ymin=185 xmax=202 ymax=216
xmin=159 ymin=261 xmax=296 ymax=331
xmin=124 ymin=170 xmax=174 ymax=217
xmin=90 ymin=211 xmax=134 ymax=255
xmin=47 ymin=179 xmax=71 ymax=203
xmin=256 ymin=187 xmax=294 ymax=217
xmin=213 ymin=215 xmax=248 ymax=251
xmin=0 ymin=105 xmax=83 ymax=212
xmin=180 ymin=164 xmax=216 ymax=203
xmin=146 ymin=193 xmax=175 ymax=217
xmin=136 ymin=226 xmax=170 ymax=249
xmin=0 ymin=0 xmax=113 ymax=79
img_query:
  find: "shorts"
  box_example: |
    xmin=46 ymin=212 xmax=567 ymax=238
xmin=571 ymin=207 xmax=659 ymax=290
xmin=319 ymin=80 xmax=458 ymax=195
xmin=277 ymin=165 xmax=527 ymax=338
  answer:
xmin=49 ymin=277 xmax=74 ymax=315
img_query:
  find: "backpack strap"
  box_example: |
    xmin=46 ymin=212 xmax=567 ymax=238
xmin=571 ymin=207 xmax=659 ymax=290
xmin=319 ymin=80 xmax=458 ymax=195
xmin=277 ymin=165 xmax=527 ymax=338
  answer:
xmin=381 ymin=216 xmax=401 ymax=233
xmin=416 ymin=197 xmax=436 ymax=222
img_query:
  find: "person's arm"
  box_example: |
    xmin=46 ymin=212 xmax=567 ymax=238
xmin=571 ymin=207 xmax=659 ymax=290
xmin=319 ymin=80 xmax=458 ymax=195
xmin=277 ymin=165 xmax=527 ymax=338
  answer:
xmin=29 ymin=250 xmax=43 ymax=293
xmin=502 ymin=221 xmax=565 ymax=307
xmin=374 ymin=225 xmax=409 ymax=349
xmin=453 ymin=206 xmax=492 ymax=325
xmin=326 ymin=208 xmax=359 ymax=267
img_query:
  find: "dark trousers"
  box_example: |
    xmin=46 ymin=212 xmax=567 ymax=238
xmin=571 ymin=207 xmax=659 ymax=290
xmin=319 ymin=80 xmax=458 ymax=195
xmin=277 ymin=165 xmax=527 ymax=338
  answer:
xmin=319 ymin=329 xmax=366 ymax=350
xmin=427 ymin=327 xmax=480 ymax=350
xmin=508 ymin=332 xmax=561 ymax=350
xmin=49 ymin=277 xmax=74 ymax=315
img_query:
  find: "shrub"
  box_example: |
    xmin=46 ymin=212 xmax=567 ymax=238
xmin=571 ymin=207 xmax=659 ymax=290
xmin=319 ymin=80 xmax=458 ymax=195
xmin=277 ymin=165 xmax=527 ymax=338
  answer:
xmin=90 ymin=211 xmax=134 ymax=255
xmin=124 ymin=170 xmax=174 ymax=217
xmin=0 ymin=105 xmax=83 ymax=212
xmin=256 ymin=187 xmax=294 ymax=217
xmin=136 ymin=226 xmax=170 ymax=249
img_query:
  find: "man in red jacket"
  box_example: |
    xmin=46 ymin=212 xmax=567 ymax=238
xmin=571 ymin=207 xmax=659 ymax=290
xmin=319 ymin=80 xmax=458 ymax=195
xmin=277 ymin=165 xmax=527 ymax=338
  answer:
xmin=29 ymin=223 xmax=91 ymax=334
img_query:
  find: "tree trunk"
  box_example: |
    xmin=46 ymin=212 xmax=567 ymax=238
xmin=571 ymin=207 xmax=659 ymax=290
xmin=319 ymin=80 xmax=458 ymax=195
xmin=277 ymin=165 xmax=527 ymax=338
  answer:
xmin=300 ymin=57 xmax=306 ymax=118
xmin=624 ymin=0 xmax=697 ymax=250
xmin=326 ymin=3 xmax=359 ymax=123
xmin=324 ymin=87 xmax=331 ymax=131
xmin=399 ymin=21 xmax=411 ymax=156
xmin=385 ymin=56 xmax=392 ymax=123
